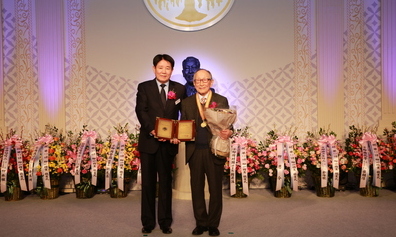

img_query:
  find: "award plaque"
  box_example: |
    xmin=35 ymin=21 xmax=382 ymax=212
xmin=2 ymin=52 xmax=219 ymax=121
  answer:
xmin=175 ymin=120 xmax=195 ymax=141
xmin=155 ymin=117 xmax=174 ymax=140
xmin=155 ymin=117 xmax=195 ymax=141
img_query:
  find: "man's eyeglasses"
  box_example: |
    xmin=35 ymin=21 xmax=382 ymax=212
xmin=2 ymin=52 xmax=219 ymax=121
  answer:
xmin=193 ymin=78 xmax=212 ymax=84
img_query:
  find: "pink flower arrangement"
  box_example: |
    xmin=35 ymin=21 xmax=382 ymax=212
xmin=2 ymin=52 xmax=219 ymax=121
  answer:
xmin=383 ymin=121 xmax=396 ymax=171
xmin=167 ymin=90 xmax=176 ymax=100
xmin=65 ymin=129 xmax=107 ymax=178
xmin=0 ymin=132 xmax=31 ymax=192
xmin=109 ymin=124 xmax=141 ymax=178
xmin=345 ymin=125 xmax=393 ymax=174
xmin=223 ymin=127 xmax=265 ymax=180
xmin=224 ymin=137 xmax=264 ymax=179
xmin=260 ymin=130 xmax=306 ymax=191
xmin=262 ymin=142 xmax=307 ymax=177
xmin=33 ymin=127 xmax=68 ymax=177
xmin=301 ymin=131 xmax=347 ymax=176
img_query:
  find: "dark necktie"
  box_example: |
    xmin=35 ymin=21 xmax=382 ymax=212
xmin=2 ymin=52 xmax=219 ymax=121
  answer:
xmin=160 ymin=84 xmax=166 ymax=107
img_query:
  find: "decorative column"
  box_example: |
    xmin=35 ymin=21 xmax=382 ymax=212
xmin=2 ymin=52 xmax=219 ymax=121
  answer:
xmin=15 ymin=0 xmax=39 ymax=136
xmin=379 ymin=0 xmax=396 ymax=131
xmin=294 ymin=0 xmax=317 ymax=138
xmin=344 ymin=0 xmax=365 ymax=132
xmin=65 ymin=0 xmax=87 ymax=132
xmin=317 ymin=0 xmax=344 ymax=136
xmin=36 ymin=0 xmax=66 ymax=129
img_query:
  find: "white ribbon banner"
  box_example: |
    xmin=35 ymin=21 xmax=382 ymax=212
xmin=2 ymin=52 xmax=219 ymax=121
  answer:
xmin=229 ymin=137 xmax=249 ymax=196
xmin=329 ymin=142 xmax=340 ymax=189
xmin=0 ymin=146 xmax=11 ymax=192
xmin=137 ymin=162 xmax=142 ymax=185
xmin=74 ymin=142 xmax=87 ymax=185
xmin=74 ymin=131 xmax=99 ymax=186
xmin=131 ymin=148 xmax=141 ymax=185
xmin=105 ymin=133 xmax=128 ymax=190
xmin=15 ymin=144 xmax=27 ymax=191
xmin=89 ymin=141 xmax=98 ymax=186
xmin=359 ymin=142 xmax=370 ymax=188
xmin=319 ymin=144 xmax=328 ymax=188
xmin=274 ymin=136 xmax=298 ymax=191
xmin=229 ymin=142 xmax=238 ymax=196
xmin=28 ymin=146 xmax=42 ymax=191
xmin=1 ymin=135 xmax=28 ymax=192
xmin=27 ymin=135 xmax=55 ymax=190
xmin=105 ymin=142 xmax=117 ymax=190
xmin=117 ymin=141 xmax=126 ymax=191
xmin=369 ymin=141 xmax=381 ymax=187
xmin=358 ymin=132 xmax=381 ymax=188
xmin=275 ymin=143 xmax=285 ymax=191
xmin=285 ymin=142 xmax=299 ymax=191
xmin=318 ymin=135 xmax=340 ymax=189
xmin=239 ymin=141 xmax=249 ymax=196
xmin=41 ymin=145 xmax=51 ymax=189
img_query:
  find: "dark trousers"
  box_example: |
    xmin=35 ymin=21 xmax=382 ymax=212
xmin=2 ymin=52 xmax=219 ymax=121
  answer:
xmin=188 ymin=148 xmax=224 ymax=228
xmin=140 ymin=146 xmax=173 ymax=229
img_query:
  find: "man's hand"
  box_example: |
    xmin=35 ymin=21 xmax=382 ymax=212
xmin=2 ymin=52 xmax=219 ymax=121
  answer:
xmin=170 ymin=138 xmax=181 ymax=144
xmin=219 ymin=129 xmax=233 ymax=140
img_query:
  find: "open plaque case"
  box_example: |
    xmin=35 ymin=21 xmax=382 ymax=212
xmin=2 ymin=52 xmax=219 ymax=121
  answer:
xmin=155 ymin=117 xmax=196 ymax=141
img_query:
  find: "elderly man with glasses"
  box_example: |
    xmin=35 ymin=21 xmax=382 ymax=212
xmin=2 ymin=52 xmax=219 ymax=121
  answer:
xmin=180 ymin=69 xmax=233 ymax=236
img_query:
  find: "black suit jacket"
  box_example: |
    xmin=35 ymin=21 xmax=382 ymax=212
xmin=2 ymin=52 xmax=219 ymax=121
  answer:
xmin=136 ymin=79 xmax=186 ymax=156
xmin=181 ymin=92 xmax=229 ymax=164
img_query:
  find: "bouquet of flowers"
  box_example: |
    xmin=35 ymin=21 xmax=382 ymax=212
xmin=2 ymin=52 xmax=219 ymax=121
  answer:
xmin=345 ymin=125 xmax=391 ymax=189
xmin=261 ymin=130 xmax=306 ymax=194
xmin=105 ymin=124 xmax=140 ymax=193
xmin=65 ymin=126 xmax=107 ymax=195
xmin=1 ymin=131 xmax=31 ymax=198
xmin=29 ymin=125 xmax=68 ymax=192
xmin=204 ymin=106 xmax=237 ymax=158
xmin=382 ymin=121 xmax=396 ymax=171
xmin=224 ymin=127 xmax=264 ymax=197
xmin=301 ymin=128 xmax=347 ymax=190
xmin=31 ymin=125 xmax=69 ymax=177
xmin=224 ymin=127 xmax=264 ymax=179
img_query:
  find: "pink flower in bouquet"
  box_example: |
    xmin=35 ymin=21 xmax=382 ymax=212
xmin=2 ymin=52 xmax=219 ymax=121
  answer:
xmin=167 ymin=90 xmax=177 ymax=100
xmin=209 ymin=102 xmax=217 ymax=108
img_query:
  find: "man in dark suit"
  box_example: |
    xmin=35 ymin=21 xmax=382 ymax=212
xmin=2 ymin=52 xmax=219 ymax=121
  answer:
xmin=181 ymin=69 xmax=233 ymax=236
xmin=135 ymin=54 xmax=185 ymax=234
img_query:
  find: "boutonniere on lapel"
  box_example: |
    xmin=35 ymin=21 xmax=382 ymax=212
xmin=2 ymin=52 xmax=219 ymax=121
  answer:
xmin=209 ymin=102 xmax=217 ymax=108
xmin=167 ymin=90 xmax=177 ymax=100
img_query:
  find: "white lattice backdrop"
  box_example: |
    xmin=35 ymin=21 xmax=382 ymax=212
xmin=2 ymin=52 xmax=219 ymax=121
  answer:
xmin=83 ymin=63 xmax=302 ymax=141
xmin=0 ymin=2 xmax=383 ymax=142
xmin=83 ymin=66 xmax=139 ymax=137
xmin=363 ymin=0 xmax=382 ymax=126
xmin=218 ymin=63 xmax=300 ymax=141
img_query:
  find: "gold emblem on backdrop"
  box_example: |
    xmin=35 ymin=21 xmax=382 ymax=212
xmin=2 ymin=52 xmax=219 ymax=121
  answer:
xmin=143 ymin=0 xmax=234 ymax=31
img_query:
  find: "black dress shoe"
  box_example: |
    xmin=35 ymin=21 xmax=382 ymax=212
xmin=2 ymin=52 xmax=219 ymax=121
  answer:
xmin=192 ymin=226 xmax=208 ymax=235
xmin=208 ymin=227 xmax=220 ymax=236
xmin=141 ymin=227 xmax=152 ymax=233
xmin=161 ymin=227 xmax=173 ymax=234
